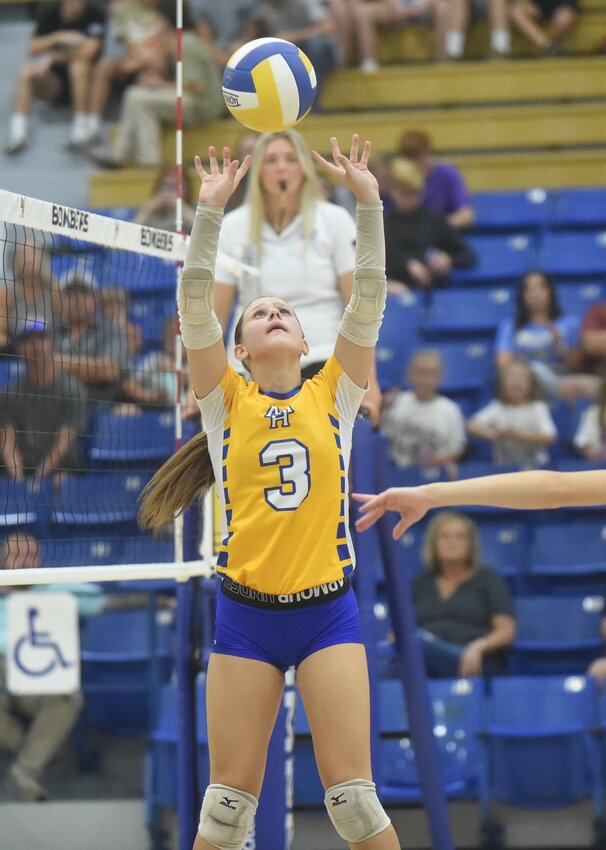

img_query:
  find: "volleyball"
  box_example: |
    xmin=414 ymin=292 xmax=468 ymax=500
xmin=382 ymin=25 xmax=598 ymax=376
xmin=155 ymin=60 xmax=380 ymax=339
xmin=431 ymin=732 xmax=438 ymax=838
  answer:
xmin=222 ymin=38 xmax=317 ymax=133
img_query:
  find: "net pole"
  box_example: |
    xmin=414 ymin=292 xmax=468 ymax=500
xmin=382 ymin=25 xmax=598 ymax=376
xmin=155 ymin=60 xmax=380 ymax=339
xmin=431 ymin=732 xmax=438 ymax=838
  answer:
xmin=173 ymin=4 xmax=198 ymax=850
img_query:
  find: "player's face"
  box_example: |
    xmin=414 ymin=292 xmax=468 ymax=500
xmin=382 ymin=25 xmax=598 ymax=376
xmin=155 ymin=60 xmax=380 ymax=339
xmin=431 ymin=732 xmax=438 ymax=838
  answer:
xmin=259 ymin=139 xmax=305 ymax=199
xmin=435 ymin=519 xmax=471 ymax=566
xmin=235 ymin=298 xmax=308 ymax=366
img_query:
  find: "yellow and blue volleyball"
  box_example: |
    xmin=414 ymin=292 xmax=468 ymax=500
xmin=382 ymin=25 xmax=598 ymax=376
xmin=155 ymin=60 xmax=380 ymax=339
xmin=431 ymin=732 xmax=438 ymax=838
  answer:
xmin=222 ymin=38 xmax=317 ymax=133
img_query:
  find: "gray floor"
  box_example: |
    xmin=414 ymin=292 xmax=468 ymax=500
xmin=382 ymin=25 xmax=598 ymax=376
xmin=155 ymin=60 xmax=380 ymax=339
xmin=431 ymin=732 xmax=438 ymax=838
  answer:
xmin=0 ymin=8 xmax=98 ymax=209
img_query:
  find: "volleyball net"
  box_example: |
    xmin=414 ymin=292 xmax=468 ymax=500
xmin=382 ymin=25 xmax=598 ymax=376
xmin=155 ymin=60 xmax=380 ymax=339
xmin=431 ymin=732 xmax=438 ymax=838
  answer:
xmin=0 ymin=188 xmax=219 ymax=582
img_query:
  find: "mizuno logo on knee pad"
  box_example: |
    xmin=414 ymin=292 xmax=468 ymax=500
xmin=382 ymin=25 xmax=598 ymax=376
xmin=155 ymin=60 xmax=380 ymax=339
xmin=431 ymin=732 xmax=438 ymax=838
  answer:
xmin=220 ymin=796 xmax=238 ymax=810
xmin=324 ymin=778 xmax=391 ymax=844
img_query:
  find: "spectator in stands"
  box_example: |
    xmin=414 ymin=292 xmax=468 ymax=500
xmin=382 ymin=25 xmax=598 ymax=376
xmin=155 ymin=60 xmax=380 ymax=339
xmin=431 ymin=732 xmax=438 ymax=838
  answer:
xmin=81 ymin=0 xmax=172 ymax=147
xmin=384 ymin=157 xmax=476 ymax=291
xmin=0 ymin=243 xmax=56 ymax=352
xmin=380 ymin=349 xmax=466 ymax=472
xmin=256 ymin=0 xmax=340 ymax=103
xmin=189 ymin=0 xmax=265 ymax=70
xmin=573 ymin=366 xmax=606 ymax=460
xmin=0 ymin=322 xmax=87 ymax=481
xmin=495 ymin=270 xmax=594 ymax=401
xmin=91 ymin=11 xmax=224 ymax=168
xmin=4 ymin=0 xmax=106 ymax=155
xmin=444 ymin=0 xmax=510 ymax=59
xmin=213 ymin=129 xmax=382 ymax=424
xmin=98 ymin=285 xmax=142 ymax=360
xmin=331 ymin=0 xmax=448 ymax=70
xmin=133 ymin=166 xmax=196 ymax=233
xmin=120 ymin=315 xmax=177 ymax=409
xmin=413 ymin=511 xmax=516 ymax=677
xmin=467 ymin=357 xmax=557 ymax=467
xmin=580 ymin=300 xmax=606 ymax=378
xmin=55 ymin=277 xmax=128 ymax=404
xmin=509 ymin=0 xmax=577 ymax=55
xmin=399 ymin=129 xmax=475 ymax=230
xmin=587 ymin=605 xmax=606 ymax=688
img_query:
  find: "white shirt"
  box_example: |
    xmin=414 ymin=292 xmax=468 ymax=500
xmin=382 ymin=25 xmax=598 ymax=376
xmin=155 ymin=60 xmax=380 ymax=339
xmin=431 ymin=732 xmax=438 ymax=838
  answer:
xmin=573 ymin=404 xmax=606 ymax=457
xmin=380 ymin=391 xmax=467 ymax=468
xmin=216 ymin=201 xmax=356 ymax=368
xmin=469 ymin=399 xmax=557 ymax=466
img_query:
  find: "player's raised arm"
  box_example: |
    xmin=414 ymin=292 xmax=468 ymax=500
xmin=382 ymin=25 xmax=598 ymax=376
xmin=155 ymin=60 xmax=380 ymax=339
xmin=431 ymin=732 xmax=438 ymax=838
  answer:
xmin=179 ymin=147 xmax=251 ymax=399
xmin=354 ymin=469 xmax=606 ymax=539
xmin=312 ymin=135 xmax=385 ymax=389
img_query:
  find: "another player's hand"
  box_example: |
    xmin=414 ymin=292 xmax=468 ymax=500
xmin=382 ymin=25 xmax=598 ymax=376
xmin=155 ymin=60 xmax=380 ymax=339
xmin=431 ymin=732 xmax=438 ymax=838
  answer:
xmin=194 ymin=146 xmax=251 ymax=208
xmin=311 ymin=135 xmax=380 ymax=204
xmin=353 ymin=486 xmax=433 ymax=538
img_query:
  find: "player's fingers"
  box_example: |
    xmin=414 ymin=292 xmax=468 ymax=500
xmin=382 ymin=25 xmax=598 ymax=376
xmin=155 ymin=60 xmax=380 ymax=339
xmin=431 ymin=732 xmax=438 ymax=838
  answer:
xmin=360 ymin=139 xmax=372 ymax=166
xmin=349 ymin=133 xmax=359 ymax=163
xmin=193 ymin=155 xmax=205 ymax=177
xmin=208 ymin=146 xmax=219 ymax=174
xmin=392 ymin=516 xmax=410 ymax=539
xmin=222 ymin=146 xmax=231 ymax=170
xmin=330 ymin=136 xmax=343 ymax=164
xmin=351 ymin=492 xmax=373 ymax=505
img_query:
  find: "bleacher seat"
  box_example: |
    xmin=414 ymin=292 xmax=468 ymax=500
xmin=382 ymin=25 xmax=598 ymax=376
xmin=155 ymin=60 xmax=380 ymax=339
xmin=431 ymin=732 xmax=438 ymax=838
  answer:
xmin=510 ymin=595 xmax=604 ymax=674
xmin=102 ymin=250 xmax=177 ymax=293
xmin=475 ymin=515 xmax=531 ymax=582
xmin=90 ymin=411 xmax=175 ymax=465
xmin=554 ymin=188 xmax=606 ymax=230
xmin=557 ymin=282 xmax=606 ymax=320
xmin=130 ymin=296 xmax=175 ymax=352
xmin=376 ymin=291 xmax=425 ymax=389
xmin=431 ymin=340 xmax=494 ymax=395
xmin=49 ymin=246 xmax=105 ymax=288
xmin=530 ymin=517 xmax=606 ymax=593
xmin=146 ymin=683 xmax=179 ymax=821
xmin=540 ymin=230 xmax=606 ymax=279
xmin=81 ymin=608 xmax=175 ymax=736
xmin=472 ymin=189 xmax=551 ymax=233
xmin=0 ymin=479 xmax=38 ymax=529
xmin=121 ymin=536 xmax=174 ymax=564
xmin=379 ymin=677 xmax=483 ymax=803
xmin=50 ymin=472 xmax=149 ymax=528
xmin=450 ymin=234 xmax=536 ymax=285
xmin=42 ymin=537 xmax=122 ymax=568
xmin=425 ymin=286 xmax=514 ymax=336
xmin=479 ymin=675 xmax=600 ymax=812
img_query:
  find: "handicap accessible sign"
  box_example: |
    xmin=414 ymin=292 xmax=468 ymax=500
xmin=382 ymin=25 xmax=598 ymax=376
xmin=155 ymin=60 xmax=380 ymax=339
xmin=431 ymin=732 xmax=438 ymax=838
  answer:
xmin=7 ymin=593 xmax=80 ymax=695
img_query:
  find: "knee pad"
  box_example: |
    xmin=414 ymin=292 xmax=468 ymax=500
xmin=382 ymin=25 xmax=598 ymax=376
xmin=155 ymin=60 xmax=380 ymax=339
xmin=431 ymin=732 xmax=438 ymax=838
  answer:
xmin=324 ymin=778 xmax=391 ymax=843
xmin=198 ymin=783 xmax=258 ymax=850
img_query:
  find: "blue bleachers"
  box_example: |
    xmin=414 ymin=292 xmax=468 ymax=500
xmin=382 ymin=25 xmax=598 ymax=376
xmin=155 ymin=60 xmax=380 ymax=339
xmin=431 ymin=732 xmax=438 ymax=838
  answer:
xmin=90 ymin=411 xmax=175 ymax=465
xmin=557 ymin=281 xmax=606 ymax=319
xmin=376 ymin=291 xmax=425 ymax=389
xmin=102 ymin=250 xmax=177 ymax=294
xmin=540 ymin=230 xmax=606 ymax=279
xmin=42 ymin=537 xmax=122 ymax=568
xmin=130 ymin=296 xmax=175 ymax=352
xmin=425 ymin=286 xmax=514 ymax=336
xmin=0 ymin=480 xmax=39 ymax=529
xmin=475 ymin=515 xmax=531 ymax=581
xmin=431 ymin=340 xmax=495 ymax=394
xmin=531 ymin=517 xmax=606 ymax=592
xmin=554 ymin=188 xmax=606 ymax=230
xmin=472 ymin=189 xmax=551 ymax=233
xmin=50 ymin=472 xmax=149 ymax=527
xmin=451 ymin=234 xmax=536 ymax=285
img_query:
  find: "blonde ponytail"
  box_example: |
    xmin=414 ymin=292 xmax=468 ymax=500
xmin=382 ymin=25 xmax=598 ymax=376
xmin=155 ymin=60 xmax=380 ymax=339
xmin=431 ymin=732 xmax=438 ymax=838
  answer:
xmin=138 ymin=431 xmax=215 ymax=529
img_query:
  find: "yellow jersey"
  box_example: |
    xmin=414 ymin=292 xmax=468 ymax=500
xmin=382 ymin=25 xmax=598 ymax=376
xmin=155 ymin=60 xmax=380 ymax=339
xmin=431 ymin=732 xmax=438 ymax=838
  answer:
xmin=197 ymin=355 xmax=366 ymax=595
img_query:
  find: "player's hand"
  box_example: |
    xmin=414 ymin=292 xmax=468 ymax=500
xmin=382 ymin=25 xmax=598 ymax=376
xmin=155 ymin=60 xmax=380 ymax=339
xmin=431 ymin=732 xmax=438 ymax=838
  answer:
xmin=311 ymin=135 xmax=380 ymax=204
xmin=353 ymin=486 xmax=433 ymax=538
xmin=194 ymin=146 xmax=251 ymax=208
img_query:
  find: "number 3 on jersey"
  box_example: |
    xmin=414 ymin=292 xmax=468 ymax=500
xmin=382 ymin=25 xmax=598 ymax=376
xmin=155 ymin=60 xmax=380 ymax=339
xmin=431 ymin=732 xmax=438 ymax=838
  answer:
xmin=260 ymin=439 xmax=310 ymax=511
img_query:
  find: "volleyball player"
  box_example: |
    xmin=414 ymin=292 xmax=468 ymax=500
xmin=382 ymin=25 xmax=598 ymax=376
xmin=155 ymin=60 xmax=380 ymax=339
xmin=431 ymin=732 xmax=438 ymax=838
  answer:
xmin=354 ymin=468 xmax=606 ymax=538
xmin=139 ymin=135 xmax=402 ymax=850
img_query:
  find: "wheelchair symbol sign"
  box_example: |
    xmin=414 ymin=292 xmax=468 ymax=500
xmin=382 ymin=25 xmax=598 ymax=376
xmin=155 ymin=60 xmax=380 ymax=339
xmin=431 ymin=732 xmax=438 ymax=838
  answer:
xmin=7 ymin=593 xmax=80 ymax=695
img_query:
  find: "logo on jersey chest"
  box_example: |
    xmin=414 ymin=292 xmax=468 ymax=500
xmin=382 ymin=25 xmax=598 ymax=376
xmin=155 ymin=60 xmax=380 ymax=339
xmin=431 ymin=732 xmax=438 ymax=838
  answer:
xmin=264 ymin=404 xmax=294 ymax=429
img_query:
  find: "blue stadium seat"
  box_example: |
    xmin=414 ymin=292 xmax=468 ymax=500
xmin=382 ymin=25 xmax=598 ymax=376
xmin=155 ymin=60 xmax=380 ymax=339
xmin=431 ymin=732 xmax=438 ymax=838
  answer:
xmin=49 ymin=247 xmax=105 ymax=288
xmin=425 ymin=287 xmax=514 ymax=335
xmin=510 ymin=595 xmax=604 ymax=674
xmin=42 ymin=537 xmax=123 ymax=568
xmin=102 ymin=250 xmax=177 ymax=293
xmin=475 ymin=515 xmax=531 ymax=581
xmin=50 ymin=472 xmax=149 ymax=527
xmin=0 ymin=479 xmax=39 ymax=529
xmin=379 ymin=677 xmax=483 ymax=803
xmin=554 ymin=188 xmax=606 ymax=230
xmin=376 ymin=291 xmax=425 ymax=389
xmin=90 ymin=411 xmax=175 ymax=465
xmin=540 ymin=231 xmax=606 ymax=279
xmin=450 ymin=234 xmax=536 ymax=285
xmin=121 ymin=536 xmax=174 ymax=564
xmin=480 ymin=675 xmax=600 ymax=813
xmin=130 ymin=296 xmax=175 ymax=352
xmin=530 ymin=517 xmax=606 ymax=593
xmin=145 ymin=683 xmax=179 ymax=820
xmin=557 ymin=282 xmax=606 ymax=319
xmin=81 ymin=607 xmax=175 ymax=736
xmin=472 ymin=189 xmax=551 ymax=233
xmin=431 ymin=341 xmax=494 ymax=394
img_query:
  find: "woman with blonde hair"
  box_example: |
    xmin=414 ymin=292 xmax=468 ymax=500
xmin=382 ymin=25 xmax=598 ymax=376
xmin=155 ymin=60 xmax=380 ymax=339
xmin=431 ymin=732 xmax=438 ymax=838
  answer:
xmin=212 ymin=128 xmax=382 ymax=423
xmin=411 ymin=510 xmax=516 ymax=677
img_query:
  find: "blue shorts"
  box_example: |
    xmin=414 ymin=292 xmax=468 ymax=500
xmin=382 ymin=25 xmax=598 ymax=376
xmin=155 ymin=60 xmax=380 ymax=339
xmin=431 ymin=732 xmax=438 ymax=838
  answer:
xmin=212 ymin=586 xmax=365 ymax=673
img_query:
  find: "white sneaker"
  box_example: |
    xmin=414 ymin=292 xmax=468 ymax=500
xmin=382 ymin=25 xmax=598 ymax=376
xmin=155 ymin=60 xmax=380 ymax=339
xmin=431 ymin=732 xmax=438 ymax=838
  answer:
xmin=359 ymin=58 xmax=379 ymax=73
xmin=8 ymin=764 xmax=49 ymax=802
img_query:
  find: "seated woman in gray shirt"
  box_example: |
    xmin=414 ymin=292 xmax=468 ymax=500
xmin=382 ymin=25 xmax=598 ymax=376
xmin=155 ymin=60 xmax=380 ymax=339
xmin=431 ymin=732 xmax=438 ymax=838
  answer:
xmin=412 ymin=510 xmax=516 ymax=678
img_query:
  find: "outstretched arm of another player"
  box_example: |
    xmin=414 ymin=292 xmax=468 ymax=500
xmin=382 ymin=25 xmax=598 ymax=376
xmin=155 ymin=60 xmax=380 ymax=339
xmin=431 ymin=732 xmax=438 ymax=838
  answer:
xmin=312 ymin=135 xmax=385 ymax=390
xmin=179 ymin=147 xmax=251 ymax=399
xmin=354 ymin=469 xmax=606 ymax=539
